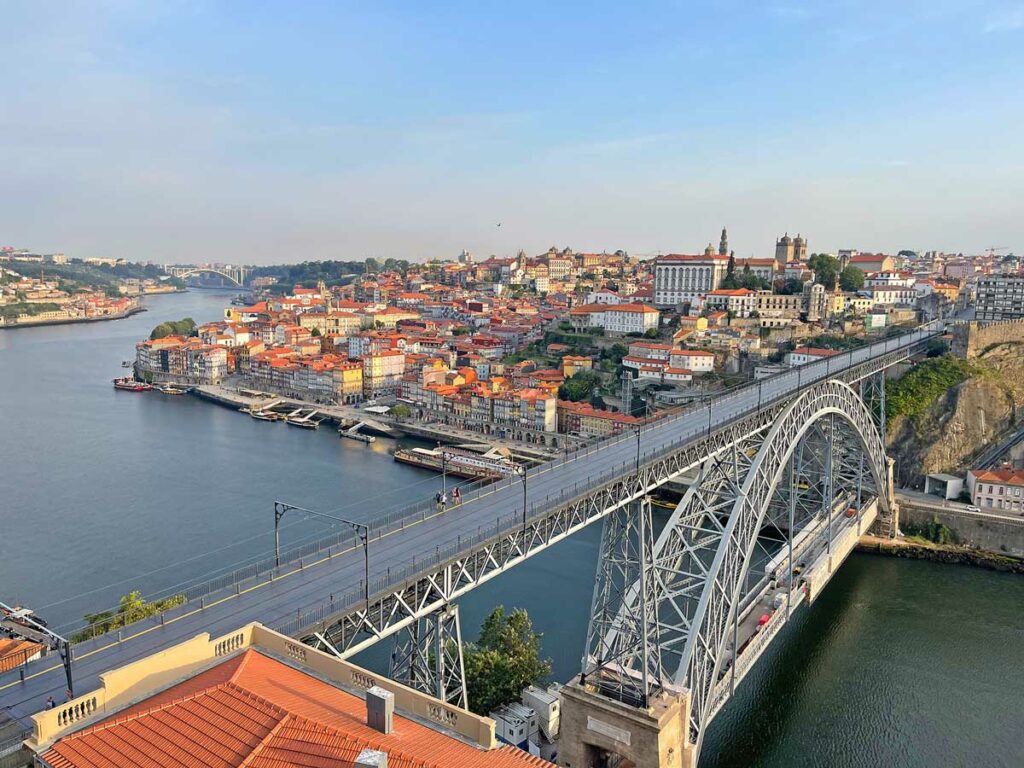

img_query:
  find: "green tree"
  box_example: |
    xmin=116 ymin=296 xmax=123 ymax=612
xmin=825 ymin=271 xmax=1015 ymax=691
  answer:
xmin=839 ymin=265 xmax=865 ymax=292
xmin=310 ymin=326 xmax=321 ymax=337
xmin=150 ymin=317 xmax=197 ymax=340
xmin=390 ymin=404 xmax=412 ymax=417
xmin=808 ymin=253 xmax=839 ymax=290
xmin=464 ymin=607 xmax=551 ymax=716
xmin=558 ymin=370 xmax=600 ymax=402
xmin=775 ymin=278 xmax=804 ymax=295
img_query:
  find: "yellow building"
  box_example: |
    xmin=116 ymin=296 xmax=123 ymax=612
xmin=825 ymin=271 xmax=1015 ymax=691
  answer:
xmin=562 ymin=355 xmax=594 ymax=378
xmin=332 ymin=361 xmax=364 ymax=402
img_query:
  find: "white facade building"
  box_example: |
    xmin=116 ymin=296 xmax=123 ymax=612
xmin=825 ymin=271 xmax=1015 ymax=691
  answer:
xmin=653 ymin=254 xmax=729 ymax=309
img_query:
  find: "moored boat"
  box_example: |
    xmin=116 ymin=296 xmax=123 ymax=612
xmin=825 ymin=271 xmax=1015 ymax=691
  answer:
xmin=286 ymin=416 xmax=320 ymax=429
xmin=393 ymin=446 xmax=517 ymax=479
xmin=154 ymin=383 xmax=189 ymax=395
xmin=113 ymin=377 xmax=151 ymax=392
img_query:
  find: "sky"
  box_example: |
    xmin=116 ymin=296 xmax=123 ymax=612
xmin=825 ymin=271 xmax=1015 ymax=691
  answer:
xmin=2 ymin=1 xmax=1023 ymax=264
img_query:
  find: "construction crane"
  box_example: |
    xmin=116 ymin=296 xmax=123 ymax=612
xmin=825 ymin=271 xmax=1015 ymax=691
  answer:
xmin=984 ymin=246 xmax=1008 ymax=258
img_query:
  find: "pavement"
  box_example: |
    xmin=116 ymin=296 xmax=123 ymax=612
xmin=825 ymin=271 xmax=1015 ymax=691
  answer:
xmin=0 ymin=324 xmax=939 ymax=729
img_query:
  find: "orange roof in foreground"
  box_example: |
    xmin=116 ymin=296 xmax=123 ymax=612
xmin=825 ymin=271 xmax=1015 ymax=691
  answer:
xmin=43 ymin=650 xmax=550 ymax=768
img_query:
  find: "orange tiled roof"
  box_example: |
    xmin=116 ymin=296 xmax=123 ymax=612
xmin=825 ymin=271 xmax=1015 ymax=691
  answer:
xmin=971 ymin=468 xmax=1024 ymax=486
xmin=43 ymin=650 xmax=550 ymax=768
xmin=0 ymin=638 xmax=43 ymax=673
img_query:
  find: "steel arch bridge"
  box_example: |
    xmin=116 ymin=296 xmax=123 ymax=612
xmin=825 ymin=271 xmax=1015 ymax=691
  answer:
xmin=580 ymin=378 xmax=892 ymax=763
xmin=166 ymin=265 xmax=249 ymax=286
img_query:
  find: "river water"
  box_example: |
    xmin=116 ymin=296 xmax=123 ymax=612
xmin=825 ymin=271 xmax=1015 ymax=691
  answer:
xmin=1 ymin=290 xmax=1021 ymax=767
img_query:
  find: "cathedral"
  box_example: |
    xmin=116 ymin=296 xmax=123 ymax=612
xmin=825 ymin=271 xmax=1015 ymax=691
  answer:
xmin=774 ymin=233 xmax=807 ymax=263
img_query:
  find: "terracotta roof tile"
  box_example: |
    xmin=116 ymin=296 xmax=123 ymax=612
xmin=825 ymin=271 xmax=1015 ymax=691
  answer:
xmin=44 ymin=651 xmax=551 ymax=768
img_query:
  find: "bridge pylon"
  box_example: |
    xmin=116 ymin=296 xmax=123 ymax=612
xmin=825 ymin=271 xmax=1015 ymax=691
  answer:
xmin=388 ymin=602 xmax=467 ymax=710
xmin=581 ymin=496 xmax=664 ymax=709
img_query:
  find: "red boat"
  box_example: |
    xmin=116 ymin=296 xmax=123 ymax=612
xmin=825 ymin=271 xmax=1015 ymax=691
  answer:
xmin=113 ymin=377 xmax=151 ymax=392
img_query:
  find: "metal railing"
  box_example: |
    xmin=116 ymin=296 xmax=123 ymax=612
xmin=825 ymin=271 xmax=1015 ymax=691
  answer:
xmin=35 ymin=323 xmax=940 ymax=653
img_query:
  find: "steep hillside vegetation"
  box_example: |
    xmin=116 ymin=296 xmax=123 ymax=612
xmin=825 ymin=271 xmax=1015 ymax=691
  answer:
xmin=887 ymin=342 xmax=1024 ymax=487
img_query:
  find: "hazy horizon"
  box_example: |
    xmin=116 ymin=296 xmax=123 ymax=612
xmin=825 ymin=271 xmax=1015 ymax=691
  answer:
xmin=3 ymin=1 xmax=1023 ymax=265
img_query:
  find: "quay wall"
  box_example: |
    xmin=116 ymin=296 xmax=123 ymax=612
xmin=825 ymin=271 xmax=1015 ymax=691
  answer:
xmin=898 ymin=502 xmax=1024 ymax=558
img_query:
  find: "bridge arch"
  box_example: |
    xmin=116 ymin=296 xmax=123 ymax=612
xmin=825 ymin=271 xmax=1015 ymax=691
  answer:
xmin=669 ymin=378 xmax=891 ymax=753
xmin=173 ymin=268 xmax=244 ymax=286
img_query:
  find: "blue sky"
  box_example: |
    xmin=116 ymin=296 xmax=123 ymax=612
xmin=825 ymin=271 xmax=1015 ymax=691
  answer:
xmin=2 ymin=1 xmax=1023 ymax=263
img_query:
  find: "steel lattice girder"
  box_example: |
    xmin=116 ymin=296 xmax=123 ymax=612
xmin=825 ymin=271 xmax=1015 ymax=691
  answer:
xmin=300 ymin=351 xmax=910 ymax=663
xmin=583 ymin=497 xmax=663 ymax=707
xmin=671 ymin=380 xmax=890 ymax=755
xmin=389 ymin=603 xmax=467 ymax=709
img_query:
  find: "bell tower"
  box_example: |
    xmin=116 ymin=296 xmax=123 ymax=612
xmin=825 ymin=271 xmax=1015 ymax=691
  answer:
xmin=719 ymin=228 xmax=728 ymax=256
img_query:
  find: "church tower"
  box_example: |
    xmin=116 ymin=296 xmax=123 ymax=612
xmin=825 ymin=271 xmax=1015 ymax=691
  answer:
xmin=775 ymin=233 xmax=794 ymax=262
xmin=719 ymin=228 xmax=729 ymax=256
xmin=793 ymin=233 xmax=807 ymax=262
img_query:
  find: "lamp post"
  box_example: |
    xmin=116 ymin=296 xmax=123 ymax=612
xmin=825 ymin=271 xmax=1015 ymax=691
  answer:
xmin=516 ymin=465 xmax=528 ymax=537
xmin=633 ymin=423 xmax=642 ymax=473
xmin=441 ymin=449 xmax=449 ymax=498
xmin=274 ymin=501 xmax=370 ymax=611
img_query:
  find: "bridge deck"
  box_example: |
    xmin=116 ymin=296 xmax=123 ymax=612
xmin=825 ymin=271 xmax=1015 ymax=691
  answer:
xmin=0 ymin=326 xmax=938 ymax=728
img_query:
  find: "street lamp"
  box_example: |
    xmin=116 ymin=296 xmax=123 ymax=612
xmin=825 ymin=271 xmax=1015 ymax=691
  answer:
xmin=633 ymin=423 xmax=642 ymax=473
xmin=274 ymin=501 xmax=370 ymax=611
xmin=515 ymin=465 xmax=528 ymax=537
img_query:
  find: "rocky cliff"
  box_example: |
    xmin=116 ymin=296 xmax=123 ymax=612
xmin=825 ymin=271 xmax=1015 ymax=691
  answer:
xmin=887 ymin=341 xmax=1024 ymax=487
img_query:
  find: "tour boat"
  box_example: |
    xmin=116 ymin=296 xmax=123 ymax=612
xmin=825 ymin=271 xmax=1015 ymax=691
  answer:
xmin=154 ymin=384 xmax=189 ymax=395
xmin=286 ymin=416 xmax=320 ymax=429
xmin=393 ymin=446 xmax=517 ymax=479
xmin=113 ymin=377 xmax=151 ymax=392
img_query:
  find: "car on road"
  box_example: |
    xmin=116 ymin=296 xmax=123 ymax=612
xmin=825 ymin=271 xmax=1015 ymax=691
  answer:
xmin=965 ymin=505 xmax=981 ymax=512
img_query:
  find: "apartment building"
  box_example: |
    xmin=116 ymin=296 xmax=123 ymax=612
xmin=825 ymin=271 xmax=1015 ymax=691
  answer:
xmin=976 ymin=274 xmax=1024 ymax=320
xmin=362 ymin=349 xmax=405 ymax=397
xmin=568 ymin=303 xmax=660 ymax=335
xmin=968 ymin=468 xmax=1024 ymax=512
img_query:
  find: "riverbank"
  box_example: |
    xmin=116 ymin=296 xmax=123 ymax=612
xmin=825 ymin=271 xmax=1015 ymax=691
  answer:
xmin=857 ymin=534 xmax=1024 ymax=573
xmin=0 ymin=305 xmax=146 ymax=329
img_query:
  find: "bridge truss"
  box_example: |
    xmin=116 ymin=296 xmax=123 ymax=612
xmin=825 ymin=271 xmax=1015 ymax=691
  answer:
xmin=293 ymin=347 xmax=903 ymax=723
xmin=580 ymin=378 xmax=892 ymax=761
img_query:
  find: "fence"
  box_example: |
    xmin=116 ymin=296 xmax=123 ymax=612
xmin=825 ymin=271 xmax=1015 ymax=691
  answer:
xmin=51 ymin=323 xmax=941 ymax=649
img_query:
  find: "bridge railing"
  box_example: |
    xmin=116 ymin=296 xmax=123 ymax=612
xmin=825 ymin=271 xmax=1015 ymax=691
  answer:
xmin=274 ymin=325 xmax=943 ymax=639
xmin=44 ymin=323 xmax=942 ymax=650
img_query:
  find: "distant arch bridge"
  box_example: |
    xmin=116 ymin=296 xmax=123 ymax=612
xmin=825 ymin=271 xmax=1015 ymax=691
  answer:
xmin=165 ymin=265 xmax=250 ymax=287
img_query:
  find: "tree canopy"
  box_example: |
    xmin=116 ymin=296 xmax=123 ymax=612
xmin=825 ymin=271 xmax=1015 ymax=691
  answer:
xmin=464 ymin=607 xmax=551 ymax=716
xmin=808 ymin=253 xmax=839 ymax=290
xmin=150 ymin=317 xmax=197 ymax=339
xmin=558 ymin=370 xmax=601 ymax=402
xmin=839 ymin=265 xmax=865 ymax=292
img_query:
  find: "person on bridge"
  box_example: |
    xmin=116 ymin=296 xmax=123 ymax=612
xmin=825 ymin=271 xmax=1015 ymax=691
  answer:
xmin=452 ymin=486 xmax=462 ymax=505
xmin=440 ymin=492 xmax=448 ymax=510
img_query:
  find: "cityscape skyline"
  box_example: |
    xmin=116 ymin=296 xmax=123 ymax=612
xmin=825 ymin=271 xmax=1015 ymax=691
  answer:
xmin=3 ymin=1 xmax=1023 ymax=263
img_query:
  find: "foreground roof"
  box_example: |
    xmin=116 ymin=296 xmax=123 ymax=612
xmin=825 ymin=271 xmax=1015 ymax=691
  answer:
xmin=42 ymin=650 xmax=550 ymax=768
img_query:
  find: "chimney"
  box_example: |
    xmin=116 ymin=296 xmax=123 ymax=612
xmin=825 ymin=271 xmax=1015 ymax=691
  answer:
xmin=355 ymin=749 xmax=388 ymax=768
xmin=366 ymin=686 xmax=394 ymax=735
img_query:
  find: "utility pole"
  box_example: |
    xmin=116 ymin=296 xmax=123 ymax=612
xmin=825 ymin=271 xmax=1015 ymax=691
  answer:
xmin=274 ymin=502 xmax=370 ymax=611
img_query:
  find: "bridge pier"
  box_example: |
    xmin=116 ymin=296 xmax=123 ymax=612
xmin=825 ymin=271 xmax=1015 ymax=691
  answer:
xmin=388 ymin=602 xmax=467 ymax=710
xmin=557 ymin=677 xmax=696 ymax=768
